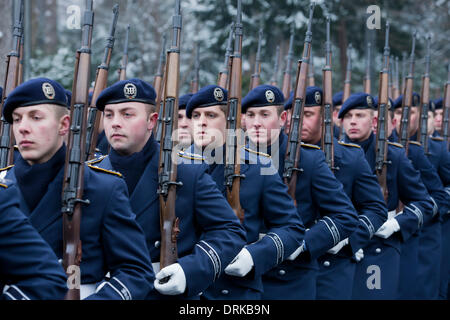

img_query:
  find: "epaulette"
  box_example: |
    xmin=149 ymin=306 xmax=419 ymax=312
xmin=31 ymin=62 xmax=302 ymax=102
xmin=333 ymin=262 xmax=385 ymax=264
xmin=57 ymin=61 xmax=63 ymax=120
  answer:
xmin=86 ymin=155 xmax=107 ymax=165
xmin=0 ymin=165 xmax=14 ymax=173
xmin=178 ymin=150 xmax=205 ymax=161
xmin=431 ymin=136 xmax=444 ymax=142
xmin=301 ymin=143 xmax=321 ymax=150
xmin=87 ymin=164 xmax=123 ymax=178
xmin=338 ymin=141 xmax=361 ymax=149
xmin=409 ymin=140 xmax=422 ymax=146
xmin=388 ymin=142 xmax=404 ymax=148
xmin=243 ymin=146 xmax=271 ymax=158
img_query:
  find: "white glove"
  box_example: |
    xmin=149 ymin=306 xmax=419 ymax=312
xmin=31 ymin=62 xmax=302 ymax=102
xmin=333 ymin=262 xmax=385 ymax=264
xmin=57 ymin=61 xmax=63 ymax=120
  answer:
xmin=224 ymin=248 xmax=254 ymax=277
xmin=154 ymin=263 xmax=186 ymax=295
xmin=327 ymin=238 xmax=349 ymax=254
xmin=375 ymin=218 xmax=400 ymax=239
xmin=354 ymin=248 xmax=364 ymax=262
xmin=287 ymin=240 xmax=306 ymax=261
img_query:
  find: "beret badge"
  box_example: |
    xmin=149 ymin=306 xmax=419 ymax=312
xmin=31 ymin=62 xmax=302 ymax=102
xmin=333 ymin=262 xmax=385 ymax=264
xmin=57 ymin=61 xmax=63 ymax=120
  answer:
xmin=214 ymin=87 xmax=224 ymax=102
xmin=42 ymin=82 xmax=55 ymax=100
xmin=124 ymin=83 xmax=137 ymax=99
xmin=366 ymin=95 xmax=373 ymax=108
xmin=315 ymin=91 xmax=321 ymax=105
xmin=265 ymin=90 xmax=275 ymax=103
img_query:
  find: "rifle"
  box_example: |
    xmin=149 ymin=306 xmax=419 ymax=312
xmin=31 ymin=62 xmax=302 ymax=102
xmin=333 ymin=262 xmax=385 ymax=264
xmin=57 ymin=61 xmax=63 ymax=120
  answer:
xmin=401 ymin=51 xmax=407 ymax=96
xmin=339 ymin=44 xmax=352 ymax=140
xmin=363 ymin=42 xmax=372 ymax=94
xmin=118 ymin=24 xmax=130 ymax=81
xmin=224 ymin=0 xmax=245 ymax=223
xmin=281 ymin=24 xmax=295 ymax=100
xmin=62 ymin=0 xmax=94 ymax=300
xmin=321 ymin=16 xmax=337 ymax=172
xmin=283 ymin=3 xmax=315 ymax=205
xmin=86 ymin=4 xmax=119 ymax=161
xmin=388 ymin=55 xmax=394 ymax=99
xmin=398 ymin=31 xmax=417 ymax=155
xmin=190 ymin=42 xmax=200 ymax=93
xmin=442 ymin=64 xmax=450 ymax=149
xmin=393 ymin=56 xmax=400 ymax=100
xmin=417 ymin=35 xmax=431 ymax=154
xmin=154 ymin=35 xmax=167 ymax=141
xmin=217 ymin=23 xmax=234 ymax=89
xmin=0 ymin=0 xmax=24 ymax=168
xmin=17 ymin=0 xmax=25 ymax=85
xmin=269 ymin=45 xmax=280 ymax=87
xmin=250 ymin=28 xmax=263 ymax=90
xmin=308 ymin=50 xmax=315 ymax=87
xmin=157 ymin=0 xmax=182 ymax=270
xmin=374 ymin=22 xmax=391 ymax=203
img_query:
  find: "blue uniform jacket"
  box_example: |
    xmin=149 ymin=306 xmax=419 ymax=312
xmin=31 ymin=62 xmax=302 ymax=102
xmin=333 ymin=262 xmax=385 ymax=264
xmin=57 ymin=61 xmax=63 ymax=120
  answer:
xmin=3 ymin=163 xmax=154 ymax=300
xmin=0 ymin=181 xmax=68 ymax=300
xmin=93 ymin=140 xmax=247 ymax=298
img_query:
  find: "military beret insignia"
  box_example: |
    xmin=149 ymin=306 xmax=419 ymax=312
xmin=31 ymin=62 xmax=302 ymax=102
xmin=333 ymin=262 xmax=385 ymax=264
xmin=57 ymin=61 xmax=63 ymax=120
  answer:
xmin=265 ymin=90 xmax=275 ymax=103
xmin=315 ymin=91 xmax=322 ymax=105
xmin=42 ymin=82 xmax=56 ymax=100
xmin=367 ymin=95 xmax=373 ymax=108
xmin=214 ymin=87 xmax=224 ymax=102
xmin=124 ymin=83 xmax=137 ymax=99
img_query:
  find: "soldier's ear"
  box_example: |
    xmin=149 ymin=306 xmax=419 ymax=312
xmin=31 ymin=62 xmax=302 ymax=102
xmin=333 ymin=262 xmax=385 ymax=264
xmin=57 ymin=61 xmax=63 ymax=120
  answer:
xmin=59 ymin=115 xmax=71 ymax=136
xmin=279 ymin=110 xmax=287 ymax=127
xmin=147 ymin=112 xmax=158 ymax=131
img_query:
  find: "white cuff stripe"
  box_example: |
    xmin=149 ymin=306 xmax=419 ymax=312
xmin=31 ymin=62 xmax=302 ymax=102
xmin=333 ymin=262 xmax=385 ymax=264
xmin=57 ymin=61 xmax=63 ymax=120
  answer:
xmin=406 ymin=203 xmax=423 ymax=228
xmin=429 ymin=196 xmax=438 ymax=217
xmin=9 ymin=285 xmax=30 ymax=300
xmin=266 ymin=232 xmax=284 ymax=263
xmin=112 ymin=277 xmax=132 ymax=300
xmin=103 ymin=281 xmax=125 ymax=300
xmin=322 ymin=216 xmax=341 ymax=245
xmin=199 ymin=240 xmax=222 ymax=278
xmin=196 ymin=244 xmax=220 ymax=280
xmin=359 ymin=215 xmax=375 ymax=238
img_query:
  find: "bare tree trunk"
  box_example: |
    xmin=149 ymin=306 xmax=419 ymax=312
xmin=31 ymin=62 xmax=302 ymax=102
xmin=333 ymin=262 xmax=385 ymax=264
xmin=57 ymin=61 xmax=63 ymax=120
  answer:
xmin=0 ymin=0 xmax=13 ymax=85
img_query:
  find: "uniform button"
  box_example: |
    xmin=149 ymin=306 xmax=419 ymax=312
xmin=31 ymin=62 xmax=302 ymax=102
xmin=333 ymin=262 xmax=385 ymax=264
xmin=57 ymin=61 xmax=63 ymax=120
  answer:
xmin=323 ymin=261 xmax=330 ymax=267
xmin=154 ymin=241 xmax=160 ymax=248
xmin=278 ymin=270 xmax=286 ymax=276
xmin=221 ymin=290 xmax=229 ymax=295
xmin=375 ymin=248 xmax=381 ymax=254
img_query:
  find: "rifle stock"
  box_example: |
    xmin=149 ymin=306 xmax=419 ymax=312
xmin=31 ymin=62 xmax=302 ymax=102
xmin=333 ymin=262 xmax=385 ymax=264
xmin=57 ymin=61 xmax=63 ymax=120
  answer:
xmin=442 ymin=64 xmax=450 ymax=148
xmin=281 ymin=24 xmax=295 ymax=99
xmin=218 ymin=23 xmax=234 ymax=89
xmin=118 ymin=24 xmax=130 ymax=81
xmin=417 ymin=35 xmax=431 ymax=153
xmin=154 ymin=35 xmax=167 ymax=140
xmin=363 ymin=42 xmax=371 ymax=94
xmin=190 ymin=42 xmax=200 ymax=93
xmin=270 ymin=45 xmax=280 ymax=86
xmin=250 ymin=28 xmax=263 ymax=90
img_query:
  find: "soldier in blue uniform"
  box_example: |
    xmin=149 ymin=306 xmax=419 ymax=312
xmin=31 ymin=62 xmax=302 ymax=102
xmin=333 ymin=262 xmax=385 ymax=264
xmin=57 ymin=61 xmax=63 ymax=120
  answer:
xmin=0 ymin=180 xmax=68 ymax=300
xmin=339 ymin=92 xmax=434 ymax=299
xmin=185 ymin=84 xmax=306 ymax=300
xmin=332 ymin=91 xmax=344 ymax=139
xmin=285 ymin=86 xmax=387 ymax=299
xmin=391 ymin=94 xmax=448 ymax=299
xmin=433 ymin=97 xmax=444 ymax=138
xmin=94 ymin=79 xmax=247 ymax=299
xmin=241 ymin=84 xmax=358 ymax=299
xmin=1 ymin=78 xmax=155 ymax=300
xmin=177 ymin=93 xmax=194 ymax=149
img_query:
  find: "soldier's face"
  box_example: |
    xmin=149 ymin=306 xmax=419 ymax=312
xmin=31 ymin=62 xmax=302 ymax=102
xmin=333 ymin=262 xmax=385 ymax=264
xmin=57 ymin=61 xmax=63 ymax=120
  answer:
xmin=393 ymin=108 xmax=402 ymax=133
xmin=177 ymin=109 xmax=193 ymax=147
xmin=245 ymin=106 xmax=285 ymax=146
xmin=427 ymin=111 xmax=435 ymax=135
xmin=103 ymin=102 xmax=157 ymax=156
xmin=434 ymin=109 xmax=443 ymax=132
xmin=12 ymin=104 xmax=69 ymax=165
xmin=301 ymin=106 xmax=322 ymax=144
xmin=342 ymin=109 xmax=374 ymax=142
xmin=191 ymin=106 xmax=227 ymax=149
xmin=393 ymin=106 xmax=419 ymax=136
xmin=332 ymin=105 xmax=342 ymax=127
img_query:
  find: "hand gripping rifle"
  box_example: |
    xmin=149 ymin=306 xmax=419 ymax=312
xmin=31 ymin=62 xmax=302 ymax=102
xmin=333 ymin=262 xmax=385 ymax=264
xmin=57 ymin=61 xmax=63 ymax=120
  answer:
xmin=398 ymin=31 xmax=417 ymax=155
xmin=85 ymin=4 xmax=119 ymax=161
xmin=158 ymin=0 xmax=183 ymax=270
xmin=269 ymin=45 xmax=281 ymax=87
xmin=62 ymin=0 xmax=94 ymax=300
xmin=364 ymin=42 xmax=372 ymax=94
xmin=321 ymin=16 xmax=338 ymax=172
xmin=442 ymin=64 xmax=450 ymax=149
xmin=339 ymin=43 xmax=352 ymax=141
xmin=250 ymin=28 xmax=263 ymax=90
xmin=224 ymin=0 xmax=245 ymax=223
xmin=217 ymin=23 xmax=234 ymax=89
xmin=190 ymin=41 xmax=200 ymax=93
xmin=283 ymin=3 xmax=315 ymax=205
xmin=0 ymin=0 xmax=24 ymax=168
xmin=154 ymin=35 xmax=167 ymax=141
xmin=417 ymin=35 xmax=431 ymax=154
xmin=281 ymin=24 xmax=295 ymax=100
xmin=375 ymin=22 xmax=391 ymax=203
xmin=118 ymin=24 xmax=130 ymax=81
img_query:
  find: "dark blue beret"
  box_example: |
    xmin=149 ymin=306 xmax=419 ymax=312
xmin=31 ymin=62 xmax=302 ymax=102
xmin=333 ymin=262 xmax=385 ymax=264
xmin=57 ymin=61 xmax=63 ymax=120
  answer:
xmin=178 ymin=93 xmax=193 ymax=110
xmin=434 ymin=97 xmax=443 ymax=110
xmin=0 ymin=87 xmax=3 ymax=100
xmin=429 ymin=100 xmax=436 ymax=112
xmin=373 ymin=96 xmax=394 ymax=110
xmin=2 ymin=78 xmax=68 ymax=124
xmin=88 ymin=91 xmax=93 ymax=106
xmin=332 ymin=91 xmax=343 ymax=107
xmin=393 ymin=92 xmax=421 ymax=110
xmin=283 ymin=86 xmax=323 ymax=110
xmin=65 ymin=89 xmax=72 ymax=106
xmin=95 ymin=78 xmax=156 ymax=111
xmin=186 ymin=85 xmax=228 ymax=119
xmin=241 ymin=85 xmax=284 ymax=114
xmin=338 ymin=92 xmax=375 ymax=119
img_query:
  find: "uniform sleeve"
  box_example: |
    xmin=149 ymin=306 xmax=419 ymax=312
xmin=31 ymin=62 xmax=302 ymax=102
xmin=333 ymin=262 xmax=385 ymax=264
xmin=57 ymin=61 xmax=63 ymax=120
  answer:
xmin=304 ymin=151 xmax=358 ymax=259
xmin=87 ymin=178 xmax=155 ymax=300
xmin=0 ymin=185 xmax=68 ymax=300
xmin=348 ymin=149 xmax=388 ymax=254
xmin=395 ymin=150 xmax=434 ymax=242
xmin=245 ymin=163 xmax=305 ymax=276
xmin=177 ymin=167 xmax=247 ymax=297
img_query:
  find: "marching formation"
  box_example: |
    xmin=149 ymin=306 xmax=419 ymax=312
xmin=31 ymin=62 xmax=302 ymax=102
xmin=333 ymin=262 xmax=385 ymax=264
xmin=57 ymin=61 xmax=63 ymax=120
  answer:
xmin=0 ymin=0 xmax=449 ymax=301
